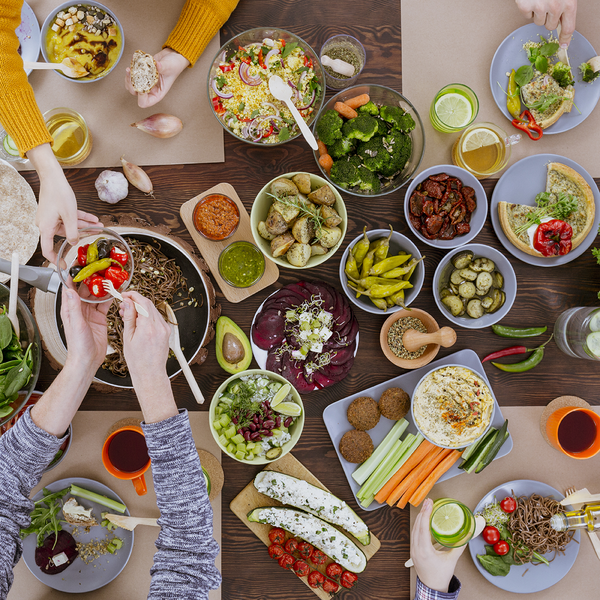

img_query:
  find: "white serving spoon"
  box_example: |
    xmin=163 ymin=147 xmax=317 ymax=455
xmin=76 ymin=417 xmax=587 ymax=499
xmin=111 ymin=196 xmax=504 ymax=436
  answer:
xmin=8 ymin=252 xmax=20 ymax=339
xmin=159 ymin=301 xmax=205 ymax=404
xmin=23 ymin=58 xmax=88 ymax=78
xmin=268 ymin=75 xmax=318 ymax=150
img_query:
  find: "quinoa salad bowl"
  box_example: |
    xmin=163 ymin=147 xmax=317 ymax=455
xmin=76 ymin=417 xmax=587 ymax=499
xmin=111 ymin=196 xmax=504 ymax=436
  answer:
xmin=209 ymin=370 xmax=305 ymax=465
xmin=207 ymin=28 xmax=324 ymax=145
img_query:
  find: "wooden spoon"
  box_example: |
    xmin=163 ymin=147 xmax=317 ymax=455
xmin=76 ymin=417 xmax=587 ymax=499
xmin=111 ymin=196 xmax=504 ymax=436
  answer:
xmin=104 ymin=513 xmax=158 ymax=531
xmin=159 ymin=301 xmax=205 ymax=404
xmin=402 ymin=327 xmax=456 ymax=353
xmin=23 ymin=58 xmax=88 ymax=78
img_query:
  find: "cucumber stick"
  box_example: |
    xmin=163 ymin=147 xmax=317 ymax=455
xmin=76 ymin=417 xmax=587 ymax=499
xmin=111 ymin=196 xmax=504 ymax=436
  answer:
xmin=475 ymin=420 xmax=509 ymax=473
xmin=459 ymin=428 xmax=498 ymax=473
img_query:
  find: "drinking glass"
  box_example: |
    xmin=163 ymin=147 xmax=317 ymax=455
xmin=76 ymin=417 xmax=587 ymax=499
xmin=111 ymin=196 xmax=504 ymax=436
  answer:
xmin=430 ymin=498 xmax=475 ymax=548
xmin=42 ymin=107 xmax=92 ymax=166
xmin=0 ymin=128 xmax=28 ymax=163
xmin=554 ymin=306 xmax=600 ymax=360
xmin=429 ymin=84 xmax=478 ymax=133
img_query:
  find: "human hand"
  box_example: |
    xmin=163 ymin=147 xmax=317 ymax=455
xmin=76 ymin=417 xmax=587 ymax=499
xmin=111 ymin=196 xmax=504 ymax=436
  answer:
xmin=125 ymin=48 xmax=190 ymax=108
xmin=410 ymin=498 xmax=467 ymax=593
xmin=61 ymin=286 xmax=111 ymax=374
xmin=515 ymin=0 xmax=577 ymax=47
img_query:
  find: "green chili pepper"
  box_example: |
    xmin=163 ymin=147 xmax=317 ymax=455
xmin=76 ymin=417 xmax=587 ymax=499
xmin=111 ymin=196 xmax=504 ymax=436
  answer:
xmin=491 ymin=324 xmax=548 ymax=338
xmin=369 ymin=253 xmax=412 ymax=276
xmin=355 ymin=284 xmax=365 ymax=299
xmin=349 ymin=280 xmax=411 ymax=298
xmin=86 ymin=240 xmax=100 ymax=265
xmin=389 ymin=289 xmax=407 ymax=307
xmin=360 ymin=249 xmax=376 ymax=279
xmin=380 ymin=257 xmax=423 ymax=279
xmin=369 ymin=297 xmax=388 ymax=311
xmin=352 ymin=227 xmax=370 ymax=266
xmin=344 ymin=253 xmax=360 ymax=280
xmin=385 ymin=295 xmax=396 ymax=307
xmin=72 ymin=258 xmax=121 ymax=283
xmin=374 ymin=225 xmax=394 ymax=262
xmin=491 ymin=346 xmax=547 ymax=372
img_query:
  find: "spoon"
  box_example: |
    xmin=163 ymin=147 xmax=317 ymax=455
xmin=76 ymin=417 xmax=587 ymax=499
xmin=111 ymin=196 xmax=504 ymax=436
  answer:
xmin=402 ymin=327 xmax=456 ymax=353
xmin=404 ymin=514 xmax=485 ymax=568
xmin=104 ymin=513 xmax=158 ymax=531
xmin=268 ymin=75 xmax=318 ymax=150
xmin=101 ymin=279 xmax=149 ymax=317
xmin=23 ymin=58 xmax=88 ymax=78
xmin=159 ymin=301 xmax=205 ymax=404
xmin=8 ymin=253 xmax=19 ymax=339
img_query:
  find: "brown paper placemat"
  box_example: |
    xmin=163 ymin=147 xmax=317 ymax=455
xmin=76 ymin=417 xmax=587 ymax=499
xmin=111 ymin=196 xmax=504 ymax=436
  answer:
xmin=10 ymin=411 xmax=222 ymax=600
xmin=409 ymin=406 xmax=600 ymax=599
xmin=401 ymin=0 xmax=600 ymax=177
xmin=18 ymin=0 xmax=224 ymax=170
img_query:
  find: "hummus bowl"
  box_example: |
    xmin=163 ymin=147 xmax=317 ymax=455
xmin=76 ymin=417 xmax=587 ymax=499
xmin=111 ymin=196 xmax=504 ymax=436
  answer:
xmin=411 ymin=364 xmax=495 ymax=449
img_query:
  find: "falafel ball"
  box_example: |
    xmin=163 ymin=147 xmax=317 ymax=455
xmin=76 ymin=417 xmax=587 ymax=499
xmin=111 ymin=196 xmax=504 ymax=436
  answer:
xmin=347 ymin=396 xmax=380 ymax=430
xmin=379 ymin=387 xmax=410 ymax=420
xmin=339 ymin=430 xmax=374 ymax=463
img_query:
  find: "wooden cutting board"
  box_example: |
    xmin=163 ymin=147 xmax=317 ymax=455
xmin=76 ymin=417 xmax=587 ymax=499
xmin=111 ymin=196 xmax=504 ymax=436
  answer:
xmin=230 ymin=453 xmax=380 ymax=599
xmin=180 ymin=183 xmax=279 ymax=303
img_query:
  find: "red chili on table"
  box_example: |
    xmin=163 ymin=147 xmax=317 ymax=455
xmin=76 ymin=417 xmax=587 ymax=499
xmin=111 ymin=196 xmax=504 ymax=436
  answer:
xmin=307 ymin=571 xmax=325 ymax=588
xmin=284 ymin=538 xmax=298 ymax=554
xmin=297 ymin=541 xmax=313 ymax=559
xmin=293 ymin=559 xmax=310 ymax=577
xmin=341 ymin=571 xmax=359 ymax=589
xmin=278 ymin=553 xmax=295 ymax=570
xmin=268 ymin=527 xmax=285 ymax=545
xmin=325 ymin=562 xmax=343 ymax=580
xmin=310 ymin=549 xmax=327 ymax=565
xmin=533 ymin=219 xmax=573 ymax=256
xmin=322 ymin=578 xmax=339 ymax=593
xmin=268 ymin=543 xmax=284 ymax=560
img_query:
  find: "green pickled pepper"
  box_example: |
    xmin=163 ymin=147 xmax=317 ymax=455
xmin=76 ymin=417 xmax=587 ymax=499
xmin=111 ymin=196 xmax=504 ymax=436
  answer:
xmin=370 ymin=297 xmax=388 ymax=311
xmin=374 ymin=225 xmax=394 ymax=262
xmin=369 ymin=253 xmax=412 ymax=276
xmin=344 ymin=253 xmax=360 ymax=280
xmin=352 ymin=227 xmax=370 ymax=267
xmin=360 ymin=249 xmax=376 ymax=279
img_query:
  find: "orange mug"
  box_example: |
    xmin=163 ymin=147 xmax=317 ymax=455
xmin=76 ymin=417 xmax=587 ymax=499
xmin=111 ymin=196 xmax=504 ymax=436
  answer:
xmin=546 ymin=407 xmax=600 ymax=459
xmin=102 ymin=425 xmax=151 ymax=495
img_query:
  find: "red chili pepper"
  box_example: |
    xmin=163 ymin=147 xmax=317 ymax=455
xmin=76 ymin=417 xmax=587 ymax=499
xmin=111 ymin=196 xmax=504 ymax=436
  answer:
xmin=105 ymin=266 xmax=128 ymax=290
xmin=88 ymin=275 xmax=107 ymax=298
xmin=303 ymin=55 xmax=313 ymax=68
xmin=279 ymin=38 xmax=286 ymax=47
xmin=482 ymin=338 xmax=553 ymax=363
xmin=109 ymin=246 xmax=129 ymax=266
xmin=257 ymin=49 xmax=266 ymax=69
xmin=211 ymin=96 xmax=225 ymax=115
xmin=262 ymin=124 xmax=274 ymax=138
xmin=533 ymin=219 xmax=573 ymax=256
xmin=511 ymin=109 xmax=543 ymax=140
xmin=77 ymin=244 xmax=90 ymax=266
xmin=219 ymin=63 xmax=235 ymax=72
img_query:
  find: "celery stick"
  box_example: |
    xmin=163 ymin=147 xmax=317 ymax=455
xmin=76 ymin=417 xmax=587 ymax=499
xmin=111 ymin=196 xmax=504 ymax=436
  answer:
xmin=372 ymin=434 xmax=424 ymax=497
xmin=70 ymin=484 xmax=127 ymax=514
xmin=352 ymin=419 xmax=408 ymax=485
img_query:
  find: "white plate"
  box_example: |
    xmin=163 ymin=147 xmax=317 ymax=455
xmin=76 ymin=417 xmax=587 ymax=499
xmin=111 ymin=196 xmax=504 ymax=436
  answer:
xmin=489 ymin=24 xmax=600 ymax=134
xmin=490 ymin=153 xmax=600 ymax=266
xmin=469 ymin=479 xmax=580 ymax=593
xmin=23 ymin=477 xmax=133 ymax=593
xmin=17 ymin=2 xmax=41 ymax=76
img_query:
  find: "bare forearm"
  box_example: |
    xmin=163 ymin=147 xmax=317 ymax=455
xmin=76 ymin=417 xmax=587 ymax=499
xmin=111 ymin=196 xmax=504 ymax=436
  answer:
xmin=26 ymin=143 xmax=62 ymax=179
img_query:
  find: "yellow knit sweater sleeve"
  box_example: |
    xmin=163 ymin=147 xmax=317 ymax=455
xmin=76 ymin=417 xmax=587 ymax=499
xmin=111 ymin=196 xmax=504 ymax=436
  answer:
xmin=164 ymin=0 xmax=240 ymax=67
xmin=0 ymin=0 xmax=52 ymax=157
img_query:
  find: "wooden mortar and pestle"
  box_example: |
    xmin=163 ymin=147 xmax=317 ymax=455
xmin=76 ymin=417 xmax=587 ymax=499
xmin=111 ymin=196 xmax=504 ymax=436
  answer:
xmin=380 ymin=308 xmax=456 ymax=369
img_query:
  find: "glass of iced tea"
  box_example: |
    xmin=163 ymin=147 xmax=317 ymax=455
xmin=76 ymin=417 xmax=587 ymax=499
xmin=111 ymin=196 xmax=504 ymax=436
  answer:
xmin=430 ymin=498 xmax=475 ymax=548
xmin=429 ymin=84 xmax=478 ymax=133
xmin=43 ymin=107 xmax=92 ymax=166
xmin=451 ymin=122 xmax=520 ymax=179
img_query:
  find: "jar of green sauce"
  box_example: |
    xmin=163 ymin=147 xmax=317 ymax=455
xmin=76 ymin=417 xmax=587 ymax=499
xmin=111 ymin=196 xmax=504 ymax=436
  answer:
xmin=218 ymin=241 xmax=265 ymax=288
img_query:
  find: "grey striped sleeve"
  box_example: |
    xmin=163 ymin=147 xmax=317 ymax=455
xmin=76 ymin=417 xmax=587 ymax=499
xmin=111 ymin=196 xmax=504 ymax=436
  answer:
xmin=142 ymin=409 xmax=221 ymax=600
xmin=0 ymin=408 xmax=64 ymax=600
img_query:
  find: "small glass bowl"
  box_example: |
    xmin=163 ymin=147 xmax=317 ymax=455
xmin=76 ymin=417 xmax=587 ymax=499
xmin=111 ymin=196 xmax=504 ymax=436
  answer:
xmin=193 ymin=194 xmax=240 ymax=241
xmin=218 ymin=241 xmax=265 ymax=288
xmin=57 ymin=227 xmax=134 ymax=304
xmin=320 ymin=34 xmax=366 ymax=89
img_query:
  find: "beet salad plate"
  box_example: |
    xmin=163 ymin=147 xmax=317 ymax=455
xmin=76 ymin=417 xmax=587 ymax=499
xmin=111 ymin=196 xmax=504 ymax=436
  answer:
xmin=251 ymin=281 xmax=359 ymax=393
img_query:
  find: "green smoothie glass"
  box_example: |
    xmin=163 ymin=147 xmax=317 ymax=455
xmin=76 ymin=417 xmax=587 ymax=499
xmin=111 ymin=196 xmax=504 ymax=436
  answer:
xmin=430 ymin=498 xmax=475 ymax=548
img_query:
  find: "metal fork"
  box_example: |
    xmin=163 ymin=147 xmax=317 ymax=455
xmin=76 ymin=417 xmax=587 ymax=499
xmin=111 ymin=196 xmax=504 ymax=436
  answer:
xmin=564 ymin=486 xmax=600 ymax=560
xmin=101 ymin=279 xmax=149 ymax=317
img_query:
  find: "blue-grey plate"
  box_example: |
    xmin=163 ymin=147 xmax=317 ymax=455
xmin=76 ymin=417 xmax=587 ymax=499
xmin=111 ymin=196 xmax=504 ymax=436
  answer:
xmin=322 ymin=349 xmax=513 ymax=511
xmin=22 ymin=477 xmax=133 ymax=593
xmin=469 ymin=479 xmax=580 ymax=594
xmin=17 ymin=2 xmax=40 ymax=76
xmin=490 ymin=153 xmax=600 ymax=266
xmin=489 ymin=24 xmax=600 ymax=134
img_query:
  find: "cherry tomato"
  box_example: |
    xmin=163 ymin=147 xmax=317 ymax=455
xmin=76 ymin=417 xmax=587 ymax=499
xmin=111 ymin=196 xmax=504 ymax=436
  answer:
xmin=341 ymin=571 xmax=359 ymax=589
xmin=293 ymin=559 xmax=310 ymax=577
xmin=297 ymin=541 xmax=313 ymax=559
xmin=493 ymin=540 xmax=510 ymax=556
xmin=500 ymin=497 xmax=517 ymax=513
xmin=307 ymin=570 xmax=325 ymax=588
xmin=268 ymin=544 xmax=284 ymax=560
xmin=482 ymin=525 xmax=500 ymax=545
xmin=322 ymin=579 xmax=339 ymax=594
xmin=284 ymin=538 xmax=298 ymax=554
xmin=278 ymin=553 xmax=295 ymax=570
xmin=326 ymin=562 xmax=343 ymax=580
xmin=310 ymin=549 xmax=327 ymax=565
xmin=268 ymin=527 xmax=285 ymax=545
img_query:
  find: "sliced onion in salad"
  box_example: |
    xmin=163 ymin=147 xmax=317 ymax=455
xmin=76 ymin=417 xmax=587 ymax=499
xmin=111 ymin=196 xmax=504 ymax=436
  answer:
xmin=211 ymin=78 xmax=233 ymax=99
xmin=296 ymin=90 xmax=316 ymax=110
xmin=261 ymin=102 xmax=280 ymax=116
xmin=265 ymin=48 xmax=279 ymax=65
xmin=239 ymin=62 xmax=262 ymax=86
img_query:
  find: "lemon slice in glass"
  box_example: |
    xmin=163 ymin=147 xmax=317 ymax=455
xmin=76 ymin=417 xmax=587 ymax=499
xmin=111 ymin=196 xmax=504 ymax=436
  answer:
xmin=271 ymin=383 xmax=291 ymax=408
xmin=462 ymin=128 xmax=501 ymax=153
xmin=430 ymin=502 xmax=465 ymax=536
xmin=51 ymin=122 xmax=80 ymax=154
xmin=434 ymin=93 xmax=473 ymax=128
xmin=273 ymin=402 xmax=302 ymax=417
xmin=586 ymin=331 xmax=600 ymax=357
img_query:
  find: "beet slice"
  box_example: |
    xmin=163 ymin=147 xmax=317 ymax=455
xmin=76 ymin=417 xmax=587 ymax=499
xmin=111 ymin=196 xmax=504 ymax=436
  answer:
xmin=281 ymin=353 xmax=315 ymax=393
xmin=266 ymin=349 xmax=284 ymax=375
xmin=329 ymin=341 xmax=356 ymax=365
xmin=35 ymin=530 xmax=78 ymax=575
xmin=313 ymin=371 xmax=337 ymax=389
xmin=286 ymin=282 xmax=314 ymax=301
xmin=252 ymin=308 xmax=286 ymax=350
xmin=302 ymin=281 xmax=335 ymax=310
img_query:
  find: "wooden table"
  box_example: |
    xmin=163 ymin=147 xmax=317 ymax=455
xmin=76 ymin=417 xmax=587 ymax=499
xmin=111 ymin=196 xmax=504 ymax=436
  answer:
xmin=18 ymin=1 xmax=600 ymax=599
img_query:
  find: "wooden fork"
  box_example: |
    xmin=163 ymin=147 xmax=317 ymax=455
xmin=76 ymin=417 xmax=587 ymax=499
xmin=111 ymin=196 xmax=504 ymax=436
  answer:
xmin=564 ymin=486 xmax=600 ymax=560
xmin=104 ymin=513 xmax=158 ymax=531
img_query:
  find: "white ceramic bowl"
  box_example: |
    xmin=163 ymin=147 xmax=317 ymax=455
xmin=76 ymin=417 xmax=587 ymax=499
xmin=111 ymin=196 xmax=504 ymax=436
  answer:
xmin=433 ymin=243 xmax=517 ymax=330
xmin=404 ymin=164 xmax=487 ymax=249
xmin=339 ymin=229 xmax=424 ymax=315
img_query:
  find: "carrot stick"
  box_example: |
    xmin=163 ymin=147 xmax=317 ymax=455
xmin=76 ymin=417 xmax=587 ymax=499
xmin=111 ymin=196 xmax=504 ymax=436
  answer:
xmin=374 ymin=439 xmax=436 ymax=504
xmin=396 ymin=449 xmax=452 ymax=509
xmin=386 ymin=446 xmax=445 ymax=507
xmin=334 ymin=101 xmax=358 ymax=120
xmin=407 ymin=450 xmax=463 ymax=508
xmin=344 ymin=93 xmax=370 ymax=110
xmin=318 ymin=153 xmax=334 ymax=175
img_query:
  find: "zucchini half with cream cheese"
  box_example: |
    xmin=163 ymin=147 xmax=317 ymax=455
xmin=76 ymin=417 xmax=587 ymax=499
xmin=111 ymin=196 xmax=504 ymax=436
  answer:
xmin=247 ymin=506 xmax=367 ymax=573
xmin=254 ymin=471 xmax=370 ymax=545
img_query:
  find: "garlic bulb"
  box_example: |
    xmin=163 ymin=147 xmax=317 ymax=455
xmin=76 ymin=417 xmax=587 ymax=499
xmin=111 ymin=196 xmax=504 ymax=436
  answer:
xmin=95 ymin=170 xmax=128 ymax=204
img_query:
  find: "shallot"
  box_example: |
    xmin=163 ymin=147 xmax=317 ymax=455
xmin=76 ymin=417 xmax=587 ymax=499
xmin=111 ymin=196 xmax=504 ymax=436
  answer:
xmin=121 ymin=156 xmax=154 ymax=197
xmin=130 ymin=113 xmax=183 ymax=138
xmin=95 ymin=170 xmax=128 ymax=204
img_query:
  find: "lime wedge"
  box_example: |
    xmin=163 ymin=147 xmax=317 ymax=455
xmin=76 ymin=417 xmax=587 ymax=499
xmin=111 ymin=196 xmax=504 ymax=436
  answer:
xmin=434 ymin=93 xmax=473 ymax=128
xmin=589 ymin=310 xmax=600 ymax=332
xmin=586 ymin=331 xmax=600 ymax=357
xmin=274 ymin=402 xmax=302 ymax=417
xmin=271 ymin=383 xmax=291 ymax=408
xmin=431 ymin=502 xmax=464 ymax=537
xmin=462 ymin=128 xmax=500 ymax=153
xmin=202 ymin=466 xmax=211 ymax=495
xmin=51 ymin=122 xmax=80 ymax=154
xmin=3 ymin=134 xmax=20 ymax=157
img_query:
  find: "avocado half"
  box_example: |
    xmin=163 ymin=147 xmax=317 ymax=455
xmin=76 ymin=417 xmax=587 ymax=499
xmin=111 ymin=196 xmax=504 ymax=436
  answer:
xmin=215 ymin=316 xmax=252 ymax=374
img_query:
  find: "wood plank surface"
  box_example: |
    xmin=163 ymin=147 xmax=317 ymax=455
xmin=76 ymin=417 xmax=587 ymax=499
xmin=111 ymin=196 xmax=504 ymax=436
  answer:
xmin=16 ymin=1 xmax=600 ymax=599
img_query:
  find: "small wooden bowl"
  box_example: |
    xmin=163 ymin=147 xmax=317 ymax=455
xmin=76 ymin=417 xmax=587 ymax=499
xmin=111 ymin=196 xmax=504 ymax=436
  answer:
xmin=380 ymin=308 xmax=442 ymax=369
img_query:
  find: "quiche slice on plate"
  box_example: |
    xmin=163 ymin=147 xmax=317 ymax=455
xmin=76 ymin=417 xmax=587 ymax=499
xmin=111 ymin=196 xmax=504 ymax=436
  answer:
xmin=498 ymin=162 xmax=595 ymax=257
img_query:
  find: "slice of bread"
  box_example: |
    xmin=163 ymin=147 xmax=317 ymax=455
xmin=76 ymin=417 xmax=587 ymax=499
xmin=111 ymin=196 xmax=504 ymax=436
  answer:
xmin=130 ymin=50 xmax=158 ymax=94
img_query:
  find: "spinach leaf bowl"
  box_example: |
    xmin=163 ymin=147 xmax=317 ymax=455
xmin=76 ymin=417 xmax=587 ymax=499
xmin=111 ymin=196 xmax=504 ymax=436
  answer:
xmin=0 ymin=282 xmax=41 ymax=426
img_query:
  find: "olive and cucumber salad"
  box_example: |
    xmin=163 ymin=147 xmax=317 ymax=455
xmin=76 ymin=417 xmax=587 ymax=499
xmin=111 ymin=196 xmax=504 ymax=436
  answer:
xmin=213 ymin=374 xmax=301 ymax=462
xmin=440 ymin=251 xmax=506 ymax=319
